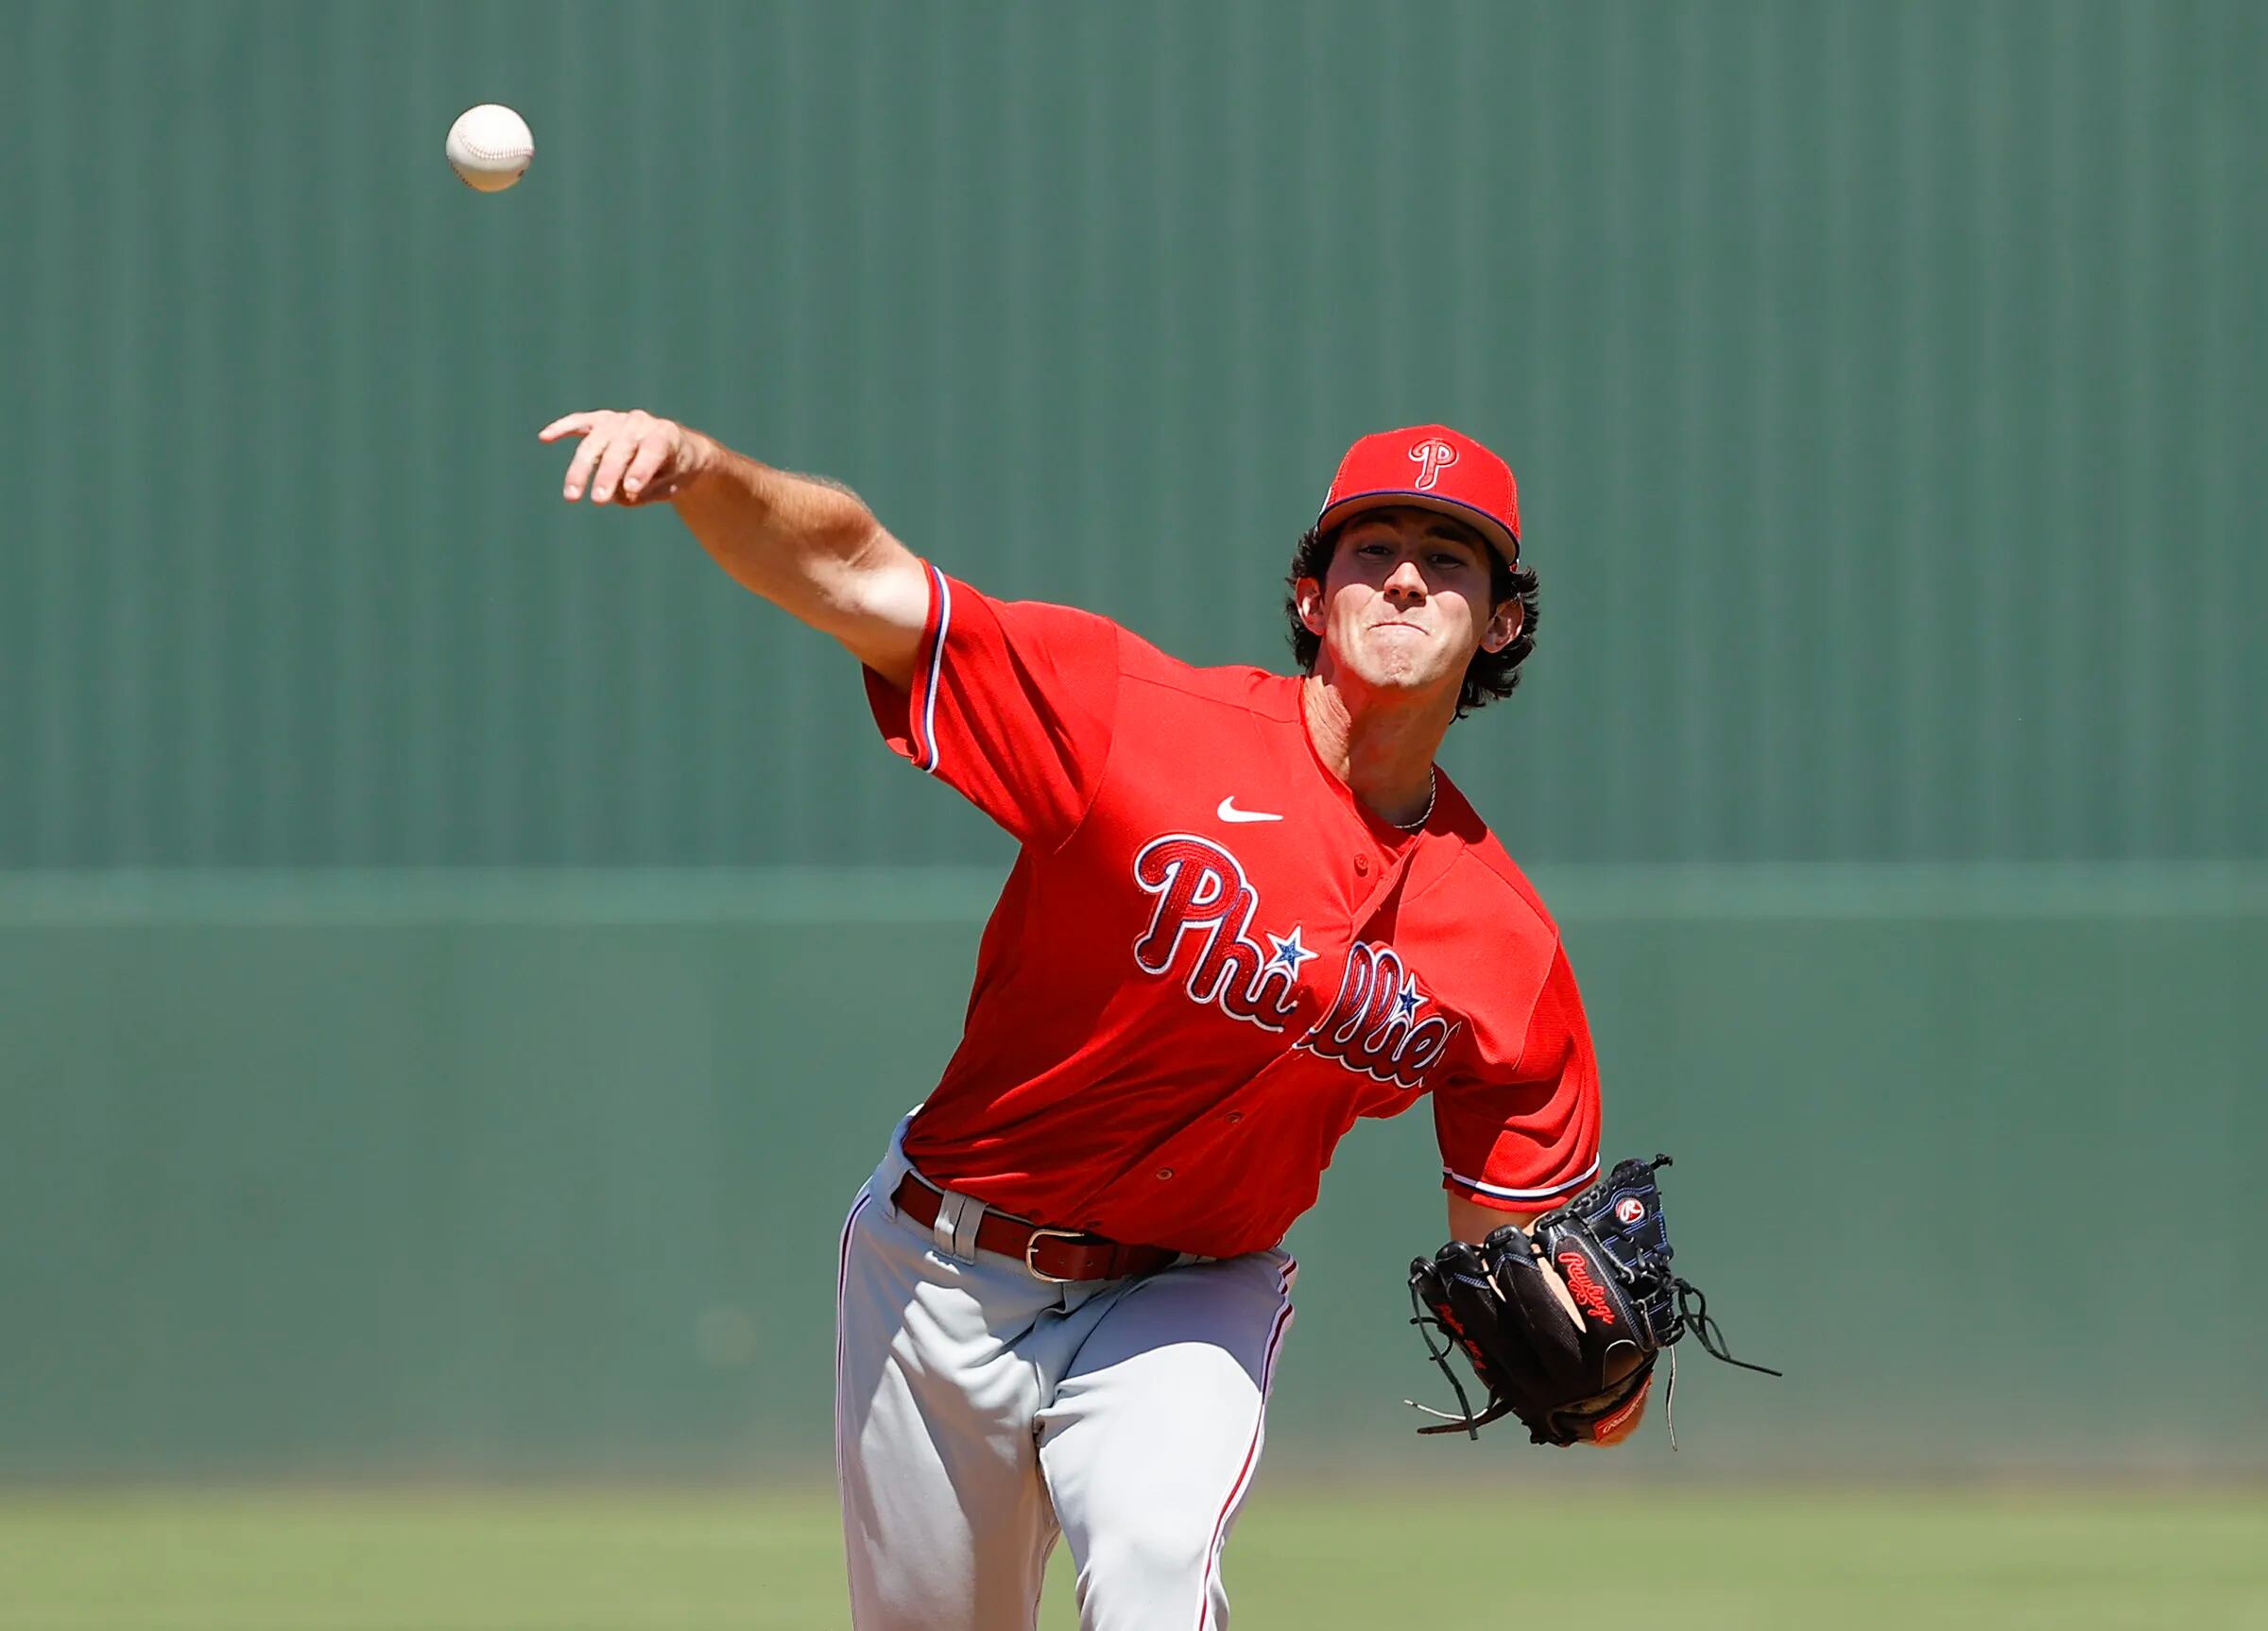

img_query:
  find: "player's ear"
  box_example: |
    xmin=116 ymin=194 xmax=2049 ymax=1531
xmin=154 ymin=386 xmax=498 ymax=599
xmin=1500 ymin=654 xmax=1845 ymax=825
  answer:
xmin=1297 ymin=577 xmax=1328 ymax=638
xmin=1481 ymin=594 xmax=1523 ymax=654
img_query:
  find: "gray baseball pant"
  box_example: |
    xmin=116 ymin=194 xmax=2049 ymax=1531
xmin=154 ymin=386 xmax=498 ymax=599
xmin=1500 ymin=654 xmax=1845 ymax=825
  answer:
xmin=833 ymin=1118 xmax=1297 ymax=1630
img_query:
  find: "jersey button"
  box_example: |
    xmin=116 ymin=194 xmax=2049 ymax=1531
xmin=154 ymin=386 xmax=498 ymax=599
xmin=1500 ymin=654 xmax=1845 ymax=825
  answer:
xmin=1225 ymin=1111 xmax=1244 ymax=1125
xmin=1354 ymin=854 xmax=1370 ymax=876
xmin=1155 ymin=1167 xmax=1175 ymax=1180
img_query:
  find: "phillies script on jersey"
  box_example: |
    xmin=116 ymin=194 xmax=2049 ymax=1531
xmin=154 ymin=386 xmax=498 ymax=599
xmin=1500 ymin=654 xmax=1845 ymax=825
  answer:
xmin=865 ymin=567 xmax=1602 ymax=1259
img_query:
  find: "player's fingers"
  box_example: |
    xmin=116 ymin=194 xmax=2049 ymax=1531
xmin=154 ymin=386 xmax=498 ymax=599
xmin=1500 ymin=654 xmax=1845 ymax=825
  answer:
xmin=561 ymin=422 xmax=615 ymax=501
xmin=588 ymin=426 xmax=645 ymax=505
xmin=618 ymin=432 xmax=675 ymax=503
xmin=538 ymin=412 xmax=596 ymax=443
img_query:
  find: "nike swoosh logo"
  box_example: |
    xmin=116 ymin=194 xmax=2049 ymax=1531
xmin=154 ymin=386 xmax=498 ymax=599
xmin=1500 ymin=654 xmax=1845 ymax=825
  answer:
xmin=1216 ymin=798 xmax=1283 ymax=824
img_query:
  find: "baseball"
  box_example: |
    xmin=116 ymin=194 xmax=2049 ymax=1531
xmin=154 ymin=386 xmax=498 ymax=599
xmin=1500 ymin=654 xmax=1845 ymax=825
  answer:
xmin=445 ymin=104 xmax=535 ymax=193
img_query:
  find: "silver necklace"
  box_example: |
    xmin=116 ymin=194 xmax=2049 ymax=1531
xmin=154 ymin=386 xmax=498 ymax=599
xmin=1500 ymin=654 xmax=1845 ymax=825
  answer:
xmin=1393 ymin=769 xmax=1437 ymax=832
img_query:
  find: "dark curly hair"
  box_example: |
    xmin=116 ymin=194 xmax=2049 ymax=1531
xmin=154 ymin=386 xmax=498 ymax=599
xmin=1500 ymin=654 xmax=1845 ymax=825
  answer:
xmin=1283 ymin=522 xmax=1542 ymax=716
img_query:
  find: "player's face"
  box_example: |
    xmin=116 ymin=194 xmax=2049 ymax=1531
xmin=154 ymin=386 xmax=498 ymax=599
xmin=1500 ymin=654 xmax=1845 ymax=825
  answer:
xmin=1303 ymin=508 xmax=1519 ymax=702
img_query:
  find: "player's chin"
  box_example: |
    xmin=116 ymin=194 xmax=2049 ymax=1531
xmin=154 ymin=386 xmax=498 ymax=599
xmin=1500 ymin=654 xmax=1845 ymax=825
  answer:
xmin=1349 ymin=640 xmax=1457 ymax=694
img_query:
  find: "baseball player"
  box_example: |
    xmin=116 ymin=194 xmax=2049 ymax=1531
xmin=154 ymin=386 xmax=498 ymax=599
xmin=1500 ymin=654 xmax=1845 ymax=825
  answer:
xmin=541 ymin=411 xmax=1628 ymax=1629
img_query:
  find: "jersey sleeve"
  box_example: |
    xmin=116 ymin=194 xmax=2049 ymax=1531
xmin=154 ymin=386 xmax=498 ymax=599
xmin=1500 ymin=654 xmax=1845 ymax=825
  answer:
xmin=863 ymin=563 xmax=1120 ymax=848
xmin=1434 ymin=940 xmax=1603 ymax=1213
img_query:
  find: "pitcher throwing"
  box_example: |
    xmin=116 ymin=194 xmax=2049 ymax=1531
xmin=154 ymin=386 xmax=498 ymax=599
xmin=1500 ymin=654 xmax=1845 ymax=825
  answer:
xmin=542 ymin=410 xmax=1631 ymax=1629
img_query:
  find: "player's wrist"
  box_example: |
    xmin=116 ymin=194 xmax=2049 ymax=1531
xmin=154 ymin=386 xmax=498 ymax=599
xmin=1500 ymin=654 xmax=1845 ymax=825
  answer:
xmin=667 ymin=429 xmax=727 ymax=501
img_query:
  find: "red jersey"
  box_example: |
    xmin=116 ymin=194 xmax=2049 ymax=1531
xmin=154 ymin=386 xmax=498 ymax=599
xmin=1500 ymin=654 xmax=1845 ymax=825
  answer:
xmin=864 ymin=565 xmax=1602 ymax=1260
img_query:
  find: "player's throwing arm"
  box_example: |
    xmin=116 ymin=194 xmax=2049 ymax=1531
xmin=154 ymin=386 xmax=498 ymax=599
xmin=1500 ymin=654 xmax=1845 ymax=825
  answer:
xmin=539 ymin=408 xmax=930 ymax=688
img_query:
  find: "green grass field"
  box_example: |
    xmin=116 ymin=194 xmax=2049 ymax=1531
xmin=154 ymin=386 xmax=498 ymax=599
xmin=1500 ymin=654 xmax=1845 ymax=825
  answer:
xmin=2 ymin=1485 xmax=2261 ymax=1630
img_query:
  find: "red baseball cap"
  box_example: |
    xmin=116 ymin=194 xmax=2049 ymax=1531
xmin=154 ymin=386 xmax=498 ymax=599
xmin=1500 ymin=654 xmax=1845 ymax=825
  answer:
xmin=1315 ymin=424 xmax=1521 ymax=566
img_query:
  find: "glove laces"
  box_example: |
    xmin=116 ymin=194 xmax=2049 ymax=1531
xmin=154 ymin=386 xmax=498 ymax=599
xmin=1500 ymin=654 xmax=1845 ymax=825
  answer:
xmin=1403 ymin=1277 xmax=1515 ymax=1438
xmin=1673 ymin=1278 xmax=1782 ymax=1378
xmin=1660 ymin=1276 xmax=1782 ymax=1451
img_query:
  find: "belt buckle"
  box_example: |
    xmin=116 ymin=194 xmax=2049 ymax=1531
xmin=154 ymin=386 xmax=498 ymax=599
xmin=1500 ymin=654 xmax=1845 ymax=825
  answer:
xmin=1022 ymin=1227 xmax=1091 ymax=1284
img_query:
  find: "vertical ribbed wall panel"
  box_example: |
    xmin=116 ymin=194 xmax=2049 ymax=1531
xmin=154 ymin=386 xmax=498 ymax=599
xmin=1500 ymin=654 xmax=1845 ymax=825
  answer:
xmin=2 ymin=0 xmax=2259 ymax=866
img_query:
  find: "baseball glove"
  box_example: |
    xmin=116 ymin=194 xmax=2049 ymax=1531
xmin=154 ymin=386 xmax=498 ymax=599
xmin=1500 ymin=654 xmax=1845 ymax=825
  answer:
xmin=1406 ymin=1154 xmax=1778 ymax=1446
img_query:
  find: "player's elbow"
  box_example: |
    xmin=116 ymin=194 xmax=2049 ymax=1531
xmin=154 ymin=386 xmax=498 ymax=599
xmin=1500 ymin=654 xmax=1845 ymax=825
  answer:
xmin=806 ymin=534 xmax=930 ymax=688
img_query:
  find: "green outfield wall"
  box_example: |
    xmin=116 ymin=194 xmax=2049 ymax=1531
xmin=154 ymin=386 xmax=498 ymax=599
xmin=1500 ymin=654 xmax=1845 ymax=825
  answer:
xmin=4 ymin=867 xmax=2259 ymax=1480
xmin=3 ymin=0 xmax=2257 ymax=1485
xmin=1 ymin=0 xmax=2260 ymax=867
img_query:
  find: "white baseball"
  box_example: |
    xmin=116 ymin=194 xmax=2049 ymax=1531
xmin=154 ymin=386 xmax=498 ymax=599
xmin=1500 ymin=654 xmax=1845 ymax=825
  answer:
xmin=445 ymin=104 xmax=535 ymax=193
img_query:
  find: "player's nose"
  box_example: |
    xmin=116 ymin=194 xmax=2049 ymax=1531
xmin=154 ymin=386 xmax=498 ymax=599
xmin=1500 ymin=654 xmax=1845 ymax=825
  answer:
xmin=1383 ymin=558 xmax=1429 ymax=600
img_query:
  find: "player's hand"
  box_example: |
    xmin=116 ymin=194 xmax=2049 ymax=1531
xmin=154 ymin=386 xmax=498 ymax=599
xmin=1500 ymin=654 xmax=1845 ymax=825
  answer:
xmin=539 ymin=409 xmax=713 ymax=506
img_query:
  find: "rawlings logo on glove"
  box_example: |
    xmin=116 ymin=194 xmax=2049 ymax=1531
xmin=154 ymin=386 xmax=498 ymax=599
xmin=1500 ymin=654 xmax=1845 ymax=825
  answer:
xmin=1556 ymin=1251 xmax=1617 ymax=1325
xmin=1405 ymin=1155 xmax=1779 ymax=1446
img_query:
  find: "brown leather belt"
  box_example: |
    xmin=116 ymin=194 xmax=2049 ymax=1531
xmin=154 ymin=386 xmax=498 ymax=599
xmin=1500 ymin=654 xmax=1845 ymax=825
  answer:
xmin=891 ymin=1171 xmax=1179 ymax=1284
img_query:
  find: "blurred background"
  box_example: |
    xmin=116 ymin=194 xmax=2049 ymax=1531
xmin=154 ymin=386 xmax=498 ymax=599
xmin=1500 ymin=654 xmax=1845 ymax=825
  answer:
xmin=2 ymin=1 xmax=2261 ymax=1625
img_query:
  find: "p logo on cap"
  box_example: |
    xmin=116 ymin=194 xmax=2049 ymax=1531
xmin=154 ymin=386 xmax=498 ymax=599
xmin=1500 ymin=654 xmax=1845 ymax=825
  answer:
xmin=1409 ymin=437 xmax=1459 ymax=491
xmin=1317 ymin=423 xmax=1521 ymax=566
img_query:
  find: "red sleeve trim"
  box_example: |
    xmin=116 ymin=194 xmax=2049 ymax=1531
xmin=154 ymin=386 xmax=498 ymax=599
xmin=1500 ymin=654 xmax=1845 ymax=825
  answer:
xmin=1439 ymin=1155 xmax=1600 ymax=1212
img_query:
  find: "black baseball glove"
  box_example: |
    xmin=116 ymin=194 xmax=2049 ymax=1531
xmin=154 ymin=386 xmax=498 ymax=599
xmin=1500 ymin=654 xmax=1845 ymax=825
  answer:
xmin=1406 ymin=1154 xmax=1778 ymax=1446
